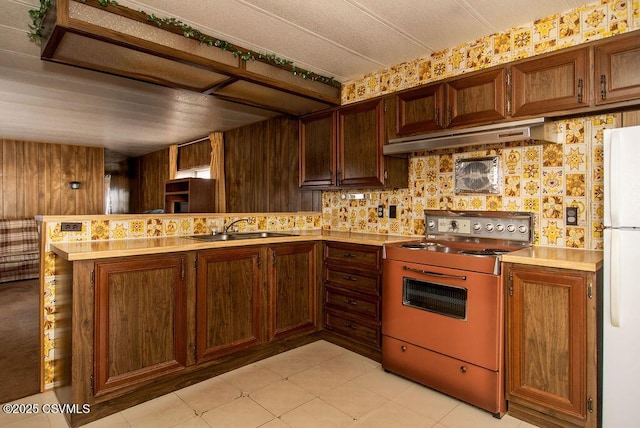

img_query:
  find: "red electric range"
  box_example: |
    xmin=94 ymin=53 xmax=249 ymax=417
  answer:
xmin=382 ymin=209 xmax=534 ymax=418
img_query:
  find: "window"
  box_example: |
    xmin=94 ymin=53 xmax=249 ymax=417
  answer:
xmin=175 ymin=166 xmax=210 ymax=179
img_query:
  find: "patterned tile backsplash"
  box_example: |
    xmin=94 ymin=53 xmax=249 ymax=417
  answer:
xmin=322 ymin=114 xmax=612 ymax=251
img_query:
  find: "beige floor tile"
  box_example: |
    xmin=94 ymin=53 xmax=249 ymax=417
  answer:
xmin=285 ymin=340 xmax=346 ymax=366
xmin=1 ymin=412 xmax=50 ymax=428
xmin=280 ymin=398 xmax=354 ymax=428
xmin=83 ymin=412 xmax=131 ymax=427
xmin=352 ymin=367 xmax=414 ymax=400
xmin=221 ymin=364 xmax=282 ymax=394
xmin=256 ymin=353 xmax=316 ymax=378
xmin=121 ymin=393 xmax=196 ymax=428
xmin=391 ymin=383 xmax=459 ymax=423
xmin=175 ymin=376 xmax=242 ymax=414
xmin=438 ymin=402 xmax=521 ymax=428
xmin=318 ymin=352 xmax=378 ymax=382
xmin=319 ymin=382 xmax=388 ymax=419
xmin=259 ymin=418 xmax=290 ymax=428
xmin=169 ymin=416 xmax=210 ymax=427
xmin=200 ymin=396 xmax=273 ymax=428
xmin=249 ymin=379 xmax=314 ymax=417
xmin=351 ymin=401 xmax=432 ymax=428
xmin=0 ymin=392 xmax=47 ymax=426
xmin=287 ymin=365 xmax=349 ymax=396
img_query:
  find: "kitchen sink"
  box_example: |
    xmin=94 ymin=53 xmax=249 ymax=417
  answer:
xmin=187 ymin=231 xmax=297 ymax=242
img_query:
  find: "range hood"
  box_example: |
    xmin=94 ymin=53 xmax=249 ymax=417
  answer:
xmin=384 ymin=118 xmax=558 ymax=155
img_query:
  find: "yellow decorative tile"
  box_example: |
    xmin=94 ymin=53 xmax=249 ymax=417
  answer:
xmin=91 ymin=220 xmax=110 ymax=240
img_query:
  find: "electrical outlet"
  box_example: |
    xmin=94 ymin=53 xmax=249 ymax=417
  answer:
xmin=61 ymin=222 xmax=82 ymax=232
xmin=566 ymin=207 xmax=578 ymax=226
xmin=377 ymin=205 xmax=384 ymax=218
xmin=389 ymin=205 xmax=397 ymax=219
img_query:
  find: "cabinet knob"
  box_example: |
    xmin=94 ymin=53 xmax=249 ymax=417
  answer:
xmin=342 ymin=275 xmax=357 ymax=282
xmin=401 ymin=346 xmax=407 ymax=352
xmin=460 ymin=366 xmax=467 ymax=374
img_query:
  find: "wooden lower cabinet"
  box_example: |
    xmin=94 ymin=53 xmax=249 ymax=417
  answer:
xmin=322 ymin=242 xmax=382 ymax=361
xmin=93 ymin=254 xmax=189 ymax=396
xmin=195 ymin=247 xmax=263 ymax=363
xmin=54 ymin=242 xmax=322 ymax=427
xmin=504 ymin=263 xmax=600 ymax=428
xmin=267 ymin=242 xmax=319 ymax=340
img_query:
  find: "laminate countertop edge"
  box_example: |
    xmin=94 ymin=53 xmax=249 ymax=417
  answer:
xmin=50 ymin=230 xmax=416 ymax=261
xmin=501 ymin=247 xmax=603 ymax=272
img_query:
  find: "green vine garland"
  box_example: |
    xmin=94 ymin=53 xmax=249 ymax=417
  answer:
xmin=27 ymin=0 xmax=339 ymax=88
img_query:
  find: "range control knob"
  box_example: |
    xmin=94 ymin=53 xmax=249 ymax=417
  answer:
xmin=507 ymin=224 xmax=516 ymax=233
xmin=496 ymin=224 xmax=505 ymax=232
xmin=450 ymin=220 xmax=458 ymax=230
xmin=518 ymin=224 xmax=528 ymax=234
xmin=485 ymin=223 xmax=494 ymax=232
xmin=427 ymin=220 xmax=436 ymax=229
xmin=473 ymin=222 xmax=482 ymax=231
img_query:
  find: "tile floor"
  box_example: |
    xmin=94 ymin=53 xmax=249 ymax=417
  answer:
xmin=0 ymin=341 xmax=537 ymax=428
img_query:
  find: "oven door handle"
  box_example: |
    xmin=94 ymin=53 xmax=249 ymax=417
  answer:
xmin=402 ymin=266 xmax=467 ymax=281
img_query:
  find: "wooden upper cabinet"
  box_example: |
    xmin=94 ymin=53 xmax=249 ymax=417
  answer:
xmin=299 ymin=111 xmax=336 ymax=187
xmin=337 ymin=99 xmax=385 ymax=187
xmin=396 ymin=83 xmax=446 ymax=135
xmin=510 ymin=48 xmax=589 ymax=117
xmin=595 ymin=31 xmax=640 ymax=105
xmin=300 ymin=98 xmax=407 ymax=189
xmin=394 ymin=68 xmax=506 ymax=136
xmin=447 ymin=68 xmax=506 ymax=127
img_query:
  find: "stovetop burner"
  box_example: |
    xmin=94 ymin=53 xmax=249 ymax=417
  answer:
xmin=385 ymin=210 xmax=534 ymax=275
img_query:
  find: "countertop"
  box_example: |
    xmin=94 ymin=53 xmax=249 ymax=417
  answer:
xmin=501 ymin=246 xmax=603 ymax=272
xmin=51 ymin=230 xmax=604 ymax=272
xmin=50 ymin=230 xmax=415 ymax=261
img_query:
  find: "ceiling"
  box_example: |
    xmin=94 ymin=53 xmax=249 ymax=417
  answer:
xmin=0 ymin=0 xmax=588 ymax=158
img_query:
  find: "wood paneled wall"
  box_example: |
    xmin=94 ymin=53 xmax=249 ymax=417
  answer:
xmin=0 ymin=140 xmax=104 ymax=219
xmin=131 ymin=148 xmax=170 ymax=213
xmin=225 ymin=116 xmax=321 ymax=213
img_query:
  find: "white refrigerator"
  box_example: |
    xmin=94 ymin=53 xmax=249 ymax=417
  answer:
xmin=603 ymin=125 xmax=640 ymax=427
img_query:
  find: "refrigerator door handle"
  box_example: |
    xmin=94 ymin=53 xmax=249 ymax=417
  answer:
xmin=610 ymin=229 xmax=621 ymax=327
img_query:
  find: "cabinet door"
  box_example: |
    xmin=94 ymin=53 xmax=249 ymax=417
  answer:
xmin=196 ymin=247 xmax=262 ymax=363
xmin=267 ymin=243 xmax=317 ymax=340
xmin=510 ymin=48 xmax=588 ymax=116
xmin=299 ymin=111 xmax=336 ymax=187
xmin=337 ymin=99 xmax=385 ymax=187
xmin=447 ymin=68 xmax=506 ymax=127
xmin=93 ymin=254 xmax=188 ymax=397
xmin=506 ymin=265 xmax=592 ymax=426
xmin=595 ymin=32 xmax=640 ymax=105
xmin=396 ymin=83 xmax=446 ymax=135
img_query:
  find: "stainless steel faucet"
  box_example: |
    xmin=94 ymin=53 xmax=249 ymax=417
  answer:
xmin=222 ymin=218 xmax=249 ymax=234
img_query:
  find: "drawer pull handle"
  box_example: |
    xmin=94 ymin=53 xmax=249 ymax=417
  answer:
xmin=343 ymin=253 xmax=357 ymax=258
xmin=342 ymin=275 xmax=358 ymax=282
xmin=343 ymin=299 xmax=358 ymax=306
xmin=343 ymin=322 xmax=357 ymax=329
xmin=460 ymin=366 xmax=467 ymax=374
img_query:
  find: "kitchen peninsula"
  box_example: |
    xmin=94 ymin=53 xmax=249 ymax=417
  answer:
xmin=45 ymin=213 xmax=411 ymax=427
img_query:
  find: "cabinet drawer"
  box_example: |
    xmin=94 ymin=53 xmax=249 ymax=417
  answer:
xmin=325 ymin=243 xmax=381 ymax=269
xmin=325 ymin=287 xmax=380 ymax=320
xmin=325 ymin=268 xmax=379 ymax=295
xmin=325 ymin=309 xmax=380 ymax=349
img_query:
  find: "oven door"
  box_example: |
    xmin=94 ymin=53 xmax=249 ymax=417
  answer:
xmin=382 ymin=258 xmax=503 ymax=371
